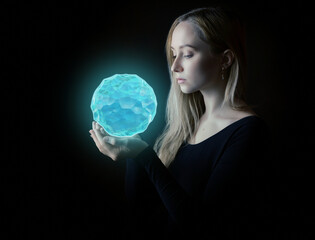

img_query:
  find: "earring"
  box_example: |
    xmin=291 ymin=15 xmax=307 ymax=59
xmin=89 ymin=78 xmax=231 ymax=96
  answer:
xmin=221 ymin=66 xmax=225 ymax=80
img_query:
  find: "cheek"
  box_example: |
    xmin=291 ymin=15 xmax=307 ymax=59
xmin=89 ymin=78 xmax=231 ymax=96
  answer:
xmin=185 ymin=61 xmax=202 ymax=76
xmin=186 ymin=56 xmax=219 ymax=80
xmin=200 ymin=57 xmax=220 ymax=78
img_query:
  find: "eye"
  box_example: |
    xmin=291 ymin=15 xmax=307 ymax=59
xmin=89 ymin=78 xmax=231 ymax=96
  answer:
xmin=172 ymin=55 xmax=177 ymax=59
xmin=184 ymin=54 xmax=193 ymax=58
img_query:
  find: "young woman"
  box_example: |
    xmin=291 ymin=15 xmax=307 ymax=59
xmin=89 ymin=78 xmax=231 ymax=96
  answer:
xmin=90 ymin=7 xmax=269 ymax=239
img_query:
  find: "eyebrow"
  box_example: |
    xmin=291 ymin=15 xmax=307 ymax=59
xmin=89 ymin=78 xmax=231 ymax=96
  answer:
xmin=170 ymin=44 xmax=197 ymax=50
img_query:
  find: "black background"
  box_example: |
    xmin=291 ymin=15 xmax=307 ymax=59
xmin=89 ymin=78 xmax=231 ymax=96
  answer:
xmin=3 ymin=0 xmax=314 ymax=239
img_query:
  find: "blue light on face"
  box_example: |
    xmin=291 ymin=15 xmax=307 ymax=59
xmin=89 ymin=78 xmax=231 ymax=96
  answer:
xmin=91 ymin=74 xmax=157 ymax=137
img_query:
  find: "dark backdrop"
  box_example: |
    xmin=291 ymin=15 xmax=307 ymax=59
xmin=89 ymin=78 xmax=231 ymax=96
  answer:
xmin=3 ymin=0 xmax=314 ymax=239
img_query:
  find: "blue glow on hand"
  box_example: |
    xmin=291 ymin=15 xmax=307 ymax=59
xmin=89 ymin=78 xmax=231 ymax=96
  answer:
xmin=91 ymin=74 xmax=157 ymax=137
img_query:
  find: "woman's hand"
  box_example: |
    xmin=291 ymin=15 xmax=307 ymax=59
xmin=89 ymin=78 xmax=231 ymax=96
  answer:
xmin=89 ymin=121 xmax=149 ymax=161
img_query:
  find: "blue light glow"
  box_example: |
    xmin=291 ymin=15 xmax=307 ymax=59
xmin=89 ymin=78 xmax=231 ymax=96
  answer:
xmin=91 ymin=74 xmax=157 ymax=137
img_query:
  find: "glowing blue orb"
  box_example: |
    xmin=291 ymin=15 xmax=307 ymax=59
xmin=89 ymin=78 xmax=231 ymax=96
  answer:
xmin=91 ymin=74 xmax=157 ymax=137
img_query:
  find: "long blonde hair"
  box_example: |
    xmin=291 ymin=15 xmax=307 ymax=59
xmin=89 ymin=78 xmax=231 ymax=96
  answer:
xmin=154 ymin=7 xmax=248 ymax=167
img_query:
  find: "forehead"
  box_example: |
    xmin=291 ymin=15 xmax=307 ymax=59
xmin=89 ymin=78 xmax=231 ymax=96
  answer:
xmin=171 ymin=21 xmax=203 ymax=49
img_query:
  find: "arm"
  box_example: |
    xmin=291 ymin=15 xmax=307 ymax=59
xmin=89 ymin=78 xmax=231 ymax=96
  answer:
xmin=89 ymin=121 xmax=188 ymax=214
xmin=133 ymin=146 xmax=195 ymax=224
xmin=124 ymin=157 xmax=169 ymax=236
xmin=125 ymin=157 xmax=166 ymax=214
xmin=132 ymin=120 xmax=268 ymax=238
xmin=90 ymin=120 xmax=268 ymax=237
xmin=89 ymin=121 xmax=168 ymax=236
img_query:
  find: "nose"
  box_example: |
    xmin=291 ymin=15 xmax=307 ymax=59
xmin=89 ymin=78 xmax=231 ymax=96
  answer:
xmin=171 ymin=58 xmax=183 ymax=73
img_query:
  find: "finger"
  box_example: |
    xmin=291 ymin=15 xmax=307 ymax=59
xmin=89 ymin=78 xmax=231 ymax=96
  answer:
xmin=92 ymin=121 xmax=97 ymax=131
xmin=104 ymin=136 xmax=117 ymax=145
xmin=90 ymin=130 xmax=103 ymax=150
xmin=92 ymin=121 xmax=123 ymax=147
xmin=92 ymin=121 xmax=106 ymax=142
xmin=93 ymin=121 xmax=109 ymax=137
xmin=93 ymin=121 xmax=101 ymax=132
xmin=96 ymin=123 xmax=109 ymax=136
xmin=96 ymin=122 xmax=105 ymax=131
xmin=94 ymin=126 xmax=105 ymax=144
xmin=90 ymin=129 xmax=116 ymax=155
xmin=90 ymin=130 xmax=101 ymax=146
xmin=105 ymin=135 xmax=128 ymax=147
xmin=100 ymin=127 xmax=108 ymax=136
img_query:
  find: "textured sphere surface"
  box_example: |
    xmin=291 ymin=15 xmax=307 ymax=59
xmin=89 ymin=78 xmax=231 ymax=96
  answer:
xmin=91 ymin=74 xmax=157 ymax=137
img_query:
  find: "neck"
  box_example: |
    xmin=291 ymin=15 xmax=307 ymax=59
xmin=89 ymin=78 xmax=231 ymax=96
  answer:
xmin=200 ymin=82 xmax=227 ymax=119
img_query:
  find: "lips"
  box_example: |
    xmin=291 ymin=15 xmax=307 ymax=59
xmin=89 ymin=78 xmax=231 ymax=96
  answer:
xmin=176 ymin=78 xmax=186 ymax=84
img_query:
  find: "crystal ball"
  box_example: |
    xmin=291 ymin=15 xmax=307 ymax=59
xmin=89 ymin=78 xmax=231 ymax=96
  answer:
xmin=91 ymin=74 xmax=157 ymax=137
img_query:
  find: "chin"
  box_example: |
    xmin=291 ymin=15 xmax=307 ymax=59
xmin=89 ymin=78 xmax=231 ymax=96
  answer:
xmin=179 ymin=85 xmax=198 ymax=94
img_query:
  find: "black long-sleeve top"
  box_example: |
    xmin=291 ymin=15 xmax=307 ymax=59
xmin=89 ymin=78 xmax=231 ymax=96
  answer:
xmin=124 ymin=116 xmax=270 ymax=239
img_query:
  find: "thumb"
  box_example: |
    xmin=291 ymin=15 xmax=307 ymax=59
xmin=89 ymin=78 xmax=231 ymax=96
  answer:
xmin=104 ymin=136 xmax=124 ymax=146
xmin=104 ymin=136 xmax=114 ymax=145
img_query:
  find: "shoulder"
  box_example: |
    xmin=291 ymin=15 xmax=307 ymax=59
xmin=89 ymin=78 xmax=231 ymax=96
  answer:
xmin=228 ymin=115 xmax=269 ymax=148
xmin=239 ymin=115 xmax=268 ymax=133
xmin=216 ymin=116 xmax=270 ymax=166
xmin=235 ymin=115 xmax=267 ymax=133
xmin=218 ymin=108 xmax=263 ymax=133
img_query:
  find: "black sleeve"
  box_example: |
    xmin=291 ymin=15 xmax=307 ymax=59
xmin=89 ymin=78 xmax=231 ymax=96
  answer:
xmin=127 ymin=120 xmax=269 ymax=238
xmin=124 ymin=157 xmax=169 ymax=238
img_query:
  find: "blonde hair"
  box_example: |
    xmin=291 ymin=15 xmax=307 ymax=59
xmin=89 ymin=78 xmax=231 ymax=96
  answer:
xmin=154 ymin=7 xmax=248 ymax=167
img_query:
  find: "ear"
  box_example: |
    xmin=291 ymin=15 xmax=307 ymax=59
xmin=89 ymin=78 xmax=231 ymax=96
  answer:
xmin=221 ymin=49 xmax=235 ymax=69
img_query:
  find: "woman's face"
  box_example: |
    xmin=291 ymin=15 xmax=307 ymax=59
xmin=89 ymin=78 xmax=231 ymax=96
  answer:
xmin=170 ymin=21 xmax=222 ymax=94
